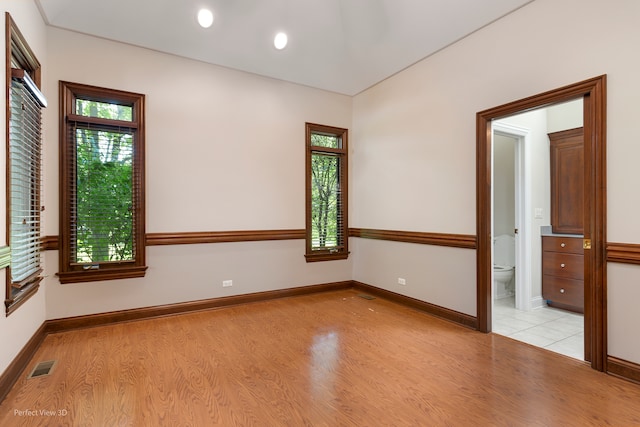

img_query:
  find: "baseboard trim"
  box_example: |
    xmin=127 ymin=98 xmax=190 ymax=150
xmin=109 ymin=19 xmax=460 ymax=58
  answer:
xmin=45 ymin=281 xmax=352 ymax=334
xmin=5 ymin=281 xmax=640 ymax=405
xmin=352 ymin=281 xmax=478 ymax=329
xmin=607 ymin=356 xmax=640 ymax=385
xmin=45 ymin=281 xmax=478 ymax=334
xmin=0 ymin=322 xmax=47 ymax=403
xmin=531 ymin=296 xmax=546 ymax=310
xmin=0 ymin=280 xmax=474 ymax=403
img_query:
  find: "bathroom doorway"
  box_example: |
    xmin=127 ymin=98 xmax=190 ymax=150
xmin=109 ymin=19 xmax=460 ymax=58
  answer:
xmin=491 ymin=106 xmax=586 ymax=360
xmin=476 ymin=75 xmax=607 ymax=371
xmin=492 ymin=123 xmax=532 ymax=312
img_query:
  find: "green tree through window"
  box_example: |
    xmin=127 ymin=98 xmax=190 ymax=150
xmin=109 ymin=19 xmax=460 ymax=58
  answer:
xmin=74 ymin=126 xmax=133 ymax=262
xmin=311 ymin=141 xmax=340 ymax=249
xmin=74 ymin=100 xmax=134 ymax=263
xmin=305 ymin=123 xmax=348 ymax=262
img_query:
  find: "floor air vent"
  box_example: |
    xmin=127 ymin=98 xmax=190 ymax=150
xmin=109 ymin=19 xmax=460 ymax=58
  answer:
xmin=358 ymin=294 xmax=376 ymax=300
xmin=27 ymin=360 xmax=56 ymax=379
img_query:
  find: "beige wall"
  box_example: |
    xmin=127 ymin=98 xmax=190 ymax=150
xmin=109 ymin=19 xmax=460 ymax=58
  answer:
xmin=351 ymin=238 xmax=477 ymax=315
xmin=41 ymin=28 xmax=353 ymax=319
xmin=352 ymin=0 xmax=640 ymax=364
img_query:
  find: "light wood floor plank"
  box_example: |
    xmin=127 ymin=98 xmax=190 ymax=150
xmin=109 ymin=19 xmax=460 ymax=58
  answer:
xmin=1 ymin=289 xmax=639 ymax=426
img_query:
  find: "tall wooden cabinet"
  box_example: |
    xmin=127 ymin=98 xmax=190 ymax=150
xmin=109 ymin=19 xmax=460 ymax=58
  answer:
xmin=549 ymin=127 xmax=584 ymax=235
xmin=544 ymin=127 xmax=584 ymax=313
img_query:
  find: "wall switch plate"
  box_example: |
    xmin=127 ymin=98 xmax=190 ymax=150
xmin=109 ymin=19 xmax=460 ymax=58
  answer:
xmin=534 ymin=208 xmax=543 ymax=219
xmin=222 ymin=280 xmax=233 ymax=287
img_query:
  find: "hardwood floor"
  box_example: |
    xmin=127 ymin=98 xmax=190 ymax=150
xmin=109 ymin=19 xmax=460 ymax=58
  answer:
xmin=1 ymin=289 xmax=639 ymax=426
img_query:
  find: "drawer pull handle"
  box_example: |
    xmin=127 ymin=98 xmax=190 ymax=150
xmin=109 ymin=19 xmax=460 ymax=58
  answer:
xmin=561 ymin=243 xmax=566 ymax=248
xmin=560 ymin=263 xmax=565 ymax=268
xmin=560 ymin=288 xmax=565 ymax=293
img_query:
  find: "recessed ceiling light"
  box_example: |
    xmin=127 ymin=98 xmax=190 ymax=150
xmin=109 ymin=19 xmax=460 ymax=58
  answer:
xmin=197 ymin=9 xmax=214 ymax=28
xmin=274 ymin=32 xmax=288 ymax=50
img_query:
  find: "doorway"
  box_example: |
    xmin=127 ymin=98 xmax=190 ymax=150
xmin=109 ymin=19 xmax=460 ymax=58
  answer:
xmin=492 ymin=107 xmax=585 ymax=360
xmin=476 ymin=76 xmax=607 ymax=371
xmin=492 ymin=123 xmax=532 ymax=312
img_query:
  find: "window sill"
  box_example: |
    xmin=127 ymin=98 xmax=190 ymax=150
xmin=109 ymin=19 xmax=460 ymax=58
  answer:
xmin=5 ymin=279 xmax=41 ymax=316
xmin=57 ymin=265 xmax=148 ymax=284
xmin=305 ymin=252 xmax=350 ymax=263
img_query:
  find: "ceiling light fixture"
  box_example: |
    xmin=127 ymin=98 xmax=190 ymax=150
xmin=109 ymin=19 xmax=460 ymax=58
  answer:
xmin=197 ymin=9 xmax=214 ymax=28
xmin=274 ymin=32 xmax=288 ymax=50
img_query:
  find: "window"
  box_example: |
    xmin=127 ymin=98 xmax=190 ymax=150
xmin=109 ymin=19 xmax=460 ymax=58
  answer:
xmin=5 ymin=13 xmax=45 ymax=314
xmin=58 ymin=82 xmax=147 ymax=283
xmin=305 ymin=123 xmax=348 ymax=262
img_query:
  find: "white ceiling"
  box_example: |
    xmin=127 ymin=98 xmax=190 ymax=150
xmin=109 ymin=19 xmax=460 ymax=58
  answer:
xmin=36 ymin=0 xmax=534 ymax=96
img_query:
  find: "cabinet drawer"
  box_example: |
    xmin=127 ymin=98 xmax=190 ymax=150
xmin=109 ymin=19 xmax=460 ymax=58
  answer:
xmin=542 ymin=275 xmax=584 ymax=311
xmin=542 ymin=252 xmax=584 ymax=279
xmin=542 ymin=236 xmax=584 ymax=254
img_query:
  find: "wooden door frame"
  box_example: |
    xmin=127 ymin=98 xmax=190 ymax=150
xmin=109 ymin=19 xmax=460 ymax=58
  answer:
xmin=476 ymin=75 xmax=607 ymax=371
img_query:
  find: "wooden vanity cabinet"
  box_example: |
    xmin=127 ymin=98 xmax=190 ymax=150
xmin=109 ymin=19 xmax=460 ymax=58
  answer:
xmin=542 ymin=235 xmax=584 ymax=313
xmin=549 ymin=127 xmax=584 ymax=235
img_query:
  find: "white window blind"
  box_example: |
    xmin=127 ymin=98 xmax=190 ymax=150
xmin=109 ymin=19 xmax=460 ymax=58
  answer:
xmin=9 ymin=69 xmax=46 ymax=290
xmin=69 ymin=122 xmax=135 ymax=264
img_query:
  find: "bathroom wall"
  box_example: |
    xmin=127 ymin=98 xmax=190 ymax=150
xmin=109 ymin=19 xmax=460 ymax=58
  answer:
xmin=547 ymin=99 xmax=583 ymax=133
xmin=493 ymin=135 xmax=516 ymax=238
xmin=492 ymin=134 xmax=516 ymax=300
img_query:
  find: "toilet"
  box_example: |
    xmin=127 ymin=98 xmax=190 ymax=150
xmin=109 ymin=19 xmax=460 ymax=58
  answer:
xmin=493 ymin=234 xmax=515 ymax=298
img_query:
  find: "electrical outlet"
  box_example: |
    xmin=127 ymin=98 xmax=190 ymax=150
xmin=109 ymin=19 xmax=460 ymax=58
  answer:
xmin=222 ymin=280 xmax=233 ymax=287
xmin=398 ymin=278 xmax=406 ymax=285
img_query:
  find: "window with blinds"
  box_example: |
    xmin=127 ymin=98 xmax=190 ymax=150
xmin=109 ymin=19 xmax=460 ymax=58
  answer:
xmin=58 ymin=81 xmax=147 ymax=284
xmin=7 ymin=69 xmax=46 ymax=307
xmin=305 ymin=123 xmax=349 ymax=262
xmin=5 ymin=13 xmax=44 ymax=314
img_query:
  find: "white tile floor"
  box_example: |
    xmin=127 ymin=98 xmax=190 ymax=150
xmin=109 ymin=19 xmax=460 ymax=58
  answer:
xmin=492 ymin=296 xmax=584 ymax=360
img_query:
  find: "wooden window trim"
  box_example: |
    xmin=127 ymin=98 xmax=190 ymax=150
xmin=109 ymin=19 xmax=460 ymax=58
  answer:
xmin=5 ymin=13 xmax=43 ymax=314
xmin=305 ymin=123 xmax=349 ymax=262
xmin=58 ymin=81 xmax=147 ymax=284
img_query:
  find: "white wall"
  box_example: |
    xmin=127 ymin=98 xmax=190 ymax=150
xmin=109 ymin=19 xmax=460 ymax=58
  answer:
xmin=41 ymin=28 xmax=353 ymax=319
xmin=352 ymin=0 xmax=640 ymax=363
xmin=493 ymin=134 xmax=516 ymax=238
xmin=547 ymin=99 xmax=583 ymax=133
xmin=0 ymin=0 xmax=48 ymax=379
